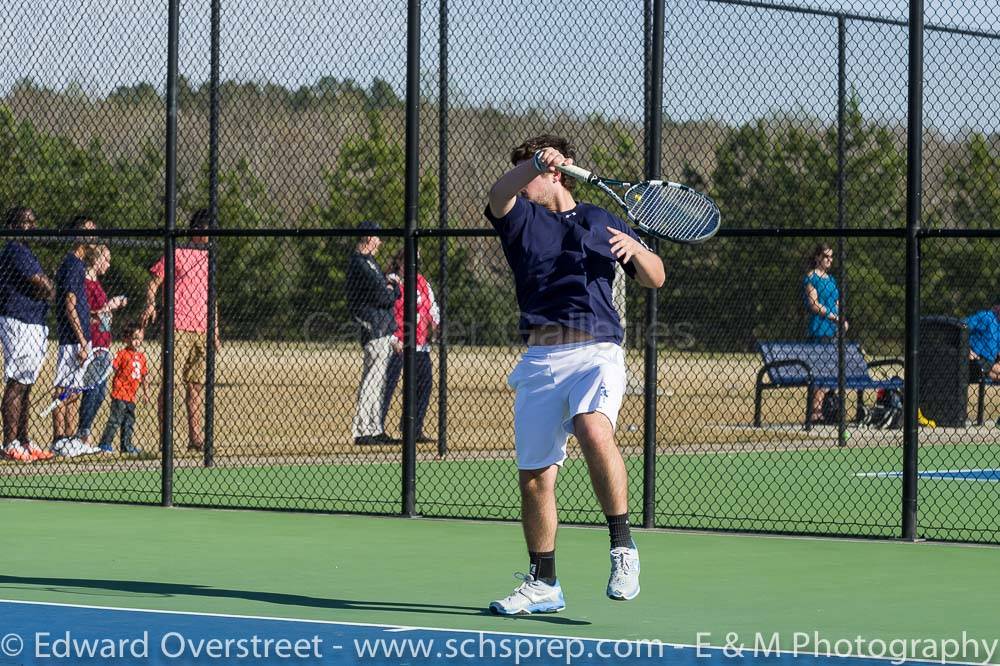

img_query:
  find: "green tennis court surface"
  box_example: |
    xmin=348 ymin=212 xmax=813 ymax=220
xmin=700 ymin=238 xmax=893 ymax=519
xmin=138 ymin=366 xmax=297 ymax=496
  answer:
xmin=1 ymin=499 xmax=997 ymax=665
xmin=4 ymin=442 xmax=998 ymax=541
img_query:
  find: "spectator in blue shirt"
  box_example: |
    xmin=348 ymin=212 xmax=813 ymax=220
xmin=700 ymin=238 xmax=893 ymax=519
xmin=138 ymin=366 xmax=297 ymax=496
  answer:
xmin=964 ymin=306 xmax=1000 ymax=382
xmin=0 ymin=207 xmax=55 ymax=462
xmin=802 ymin=244 xmax=848 ymax=421
xmin=51 ymin=215 xmax=98 ymax=456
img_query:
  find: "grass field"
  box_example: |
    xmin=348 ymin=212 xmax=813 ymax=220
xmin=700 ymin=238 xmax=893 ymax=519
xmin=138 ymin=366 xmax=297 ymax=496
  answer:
xmin=23 ymin=339 xmax=1000 ymax=453
xmin=3 ymin=441 xmax=997 ymax=543
xmin=5 ymin=341 xmax=999 ymax=543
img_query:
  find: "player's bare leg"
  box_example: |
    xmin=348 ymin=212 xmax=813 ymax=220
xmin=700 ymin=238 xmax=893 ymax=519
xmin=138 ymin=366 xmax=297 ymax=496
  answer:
xmin=519 ymin=465 xmax=559 ymax=552
xmin=575 ymin=411 xmax=640 ymax=601
xmin=575 ymin=412 xmax=628 ymax=514
xmin=489 ymin=465 xmax=565 ymax=615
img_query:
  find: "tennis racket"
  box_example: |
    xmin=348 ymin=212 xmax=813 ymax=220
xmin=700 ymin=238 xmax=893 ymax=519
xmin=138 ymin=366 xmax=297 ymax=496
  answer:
xmin=39 ymin=353 xmax=114 ymax=417
xmin=554 ymin=163 xmax=721 ymax=244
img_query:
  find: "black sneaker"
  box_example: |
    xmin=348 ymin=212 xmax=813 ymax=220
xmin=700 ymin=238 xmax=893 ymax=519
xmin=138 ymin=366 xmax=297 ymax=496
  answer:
xmin=354 ymin=436 xmax=377 ymax=446
xmin=371 ymin=433 xmax=401 ymax=445
xmin=415 ymin=434 xmax=436 ymax=444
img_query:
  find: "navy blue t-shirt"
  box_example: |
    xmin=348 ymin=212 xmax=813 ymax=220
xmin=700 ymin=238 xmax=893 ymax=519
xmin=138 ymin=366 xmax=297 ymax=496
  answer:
xmin=55 ymin=253 xmax=91 ymax=345
xmin=0 ymin=241 xmax=49 ymax=325
xmin=485 ymin=197 xmax=644 ymax=344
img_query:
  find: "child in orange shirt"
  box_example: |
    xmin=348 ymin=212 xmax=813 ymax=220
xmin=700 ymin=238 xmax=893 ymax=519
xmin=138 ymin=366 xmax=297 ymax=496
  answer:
xmin=98 ymin=322 xmax=149 ymax=454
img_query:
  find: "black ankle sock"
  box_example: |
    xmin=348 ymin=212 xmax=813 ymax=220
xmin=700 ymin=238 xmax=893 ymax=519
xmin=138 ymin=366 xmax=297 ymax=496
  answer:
xmin=528 ymin=551 xmax=557 ymax=585
xmin=607 ymin=513 xmax=632 ymax=549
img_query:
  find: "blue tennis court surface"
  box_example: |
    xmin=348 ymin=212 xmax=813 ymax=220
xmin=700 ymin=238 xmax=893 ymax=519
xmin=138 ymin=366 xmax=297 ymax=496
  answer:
xmin=0 ymin=600 xmax=902 ymax=665
xmin=858 ymin=469 xmax=1000 ymax=482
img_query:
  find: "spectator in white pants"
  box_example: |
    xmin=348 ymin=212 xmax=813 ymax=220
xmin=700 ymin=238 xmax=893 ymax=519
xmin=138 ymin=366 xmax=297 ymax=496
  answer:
xmin=0 ymin=207 xmax=55 ymax=462
xmin=345 ymin=220 xmax=400 ymax=446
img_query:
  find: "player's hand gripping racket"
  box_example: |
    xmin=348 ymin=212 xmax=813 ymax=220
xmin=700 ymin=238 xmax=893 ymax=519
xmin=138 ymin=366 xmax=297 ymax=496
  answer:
xmin=39 ymin=356 xmax=114 ymax=417
xmin=554 ymin=162 xmax=720 ymax=244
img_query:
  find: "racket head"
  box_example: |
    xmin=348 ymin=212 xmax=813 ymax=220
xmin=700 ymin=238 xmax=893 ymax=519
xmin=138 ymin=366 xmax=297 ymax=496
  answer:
xmin=624 ymin=181 xmax=721 ymax=244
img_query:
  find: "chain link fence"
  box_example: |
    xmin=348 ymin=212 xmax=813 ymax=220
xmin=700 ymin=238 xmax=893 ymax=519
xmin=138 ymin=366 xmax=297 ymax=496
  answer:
xmin=1 ymin=0 xmax=998 ymax=543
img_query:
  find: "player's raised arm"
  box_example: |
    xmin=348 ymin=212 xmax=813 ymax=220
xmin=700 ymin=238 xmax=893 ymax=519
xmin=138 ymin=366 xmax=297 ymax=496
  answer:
xmin=487 ymin=148 xmax=573 ymax=218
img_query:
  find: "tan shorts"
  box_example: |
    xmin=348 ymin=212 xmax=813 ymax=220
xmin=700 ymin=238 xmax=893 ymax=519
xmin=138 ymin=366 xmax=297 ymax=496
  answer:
xmin=175 ymin=330 xmax=207 ymax=384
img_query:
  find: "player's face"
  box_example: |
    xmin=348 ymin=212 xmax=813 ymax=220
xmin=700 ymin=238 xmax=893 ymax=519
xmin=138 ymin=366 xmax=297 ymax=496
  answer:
xmin=519 ymin=166 xmax=559 ymax=210
xmin=129 ymin=329 xmax=144 ymax=348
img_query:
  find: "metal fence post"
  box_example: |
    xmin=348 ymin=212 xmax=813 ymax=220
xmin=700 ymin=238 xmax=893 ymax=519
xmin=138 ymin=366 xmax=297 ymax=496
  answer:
xmin=204 ymin=0 xmax=221 ymax=469
xmin=161 ymin=0 xmax=180 ymax=507
xmin=836 ymin=14 xmax=848 ymax=447
xmin=642 ymin=0 xmax=665 ymax=529
xmin=402 ymin=0 xmax=421 ymax=517
xmin=437 ymin=0 xmax=449 ymax=460
xmin=902 ymin=0 xmax=925 ymax=541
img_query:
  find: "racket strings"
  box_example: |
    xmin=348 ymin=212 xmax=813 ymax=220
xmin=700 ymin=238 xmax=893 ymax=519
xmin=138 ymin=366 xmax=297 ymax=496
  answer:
xmin=630 ymin=184 xmax=718 ymax=242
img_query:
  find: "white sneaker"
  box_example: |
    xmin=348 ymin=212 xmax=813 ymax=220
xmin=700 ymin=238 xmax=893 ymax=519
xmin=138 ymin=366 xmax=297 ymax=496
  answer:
xmin=607 ymin=541 xmax=640 ymax=601
xmin=489 ymin=573 xmax=565 ymax=615
xmin=53 ymin=437 xmax=89 ymax=458
xmin=75 ymin=439 xmax=101 ymax=455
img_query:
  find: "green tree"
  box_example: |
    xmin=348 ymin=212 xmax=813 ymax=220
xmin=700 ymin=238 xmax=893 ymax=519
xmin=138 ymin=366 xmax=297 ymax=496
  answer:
xmin=672 ymin=98 xmax=906 ymax=351
xmin=295 ymin=113 xmax=437 ymax=341
xmin=183 ymin=159 xmax=296 ymax=340
xmin=923 ymin=133 xmax=1000 ymax=318
xmin=0 ymin=105 xmax=167 ymax=330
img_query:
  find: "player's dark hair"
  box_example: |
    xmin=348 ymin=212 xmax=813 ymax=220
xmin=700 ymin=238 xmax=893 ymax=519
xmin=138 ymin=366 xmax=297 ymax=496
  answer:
xmin=190 ymin=208 xmax=211 ymax=231
xmin=4 ymin=206 xmax=35 ymax=230
xmin=120 ymin=320 xmax=144 ymax=340
xmin=808 ymin=243 xmax=834 ymax=270
xmin=510 ymin=135 xmax=577 ymax=192
xmin=386 ymin=247 xmax=419 ymax=276
xmin=387 ymin=249 xmax=405 ymax=276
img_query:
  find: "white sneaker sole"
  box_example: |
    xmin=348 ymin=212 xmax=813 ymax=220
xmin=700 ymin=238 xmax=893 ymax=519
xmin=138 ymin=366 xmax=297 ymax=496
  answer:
xmin=489 ymin=601 xmax=565 ymax=616
xmin=607 ymin=585 xmax=640 ymax=601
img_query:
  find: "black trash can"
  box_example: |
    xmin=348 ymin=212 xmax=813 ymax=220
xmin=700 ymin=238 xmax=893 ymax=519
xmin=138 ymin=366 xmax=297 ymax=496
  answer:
xmin=919 ymin=316 xmax=969 ymax=427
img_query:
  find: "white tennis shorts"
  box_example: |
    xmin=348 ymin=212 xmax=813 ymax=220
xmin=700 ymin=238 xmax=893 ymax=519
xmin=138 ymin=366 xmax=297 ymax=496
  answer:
xmin=507 ymin=341 xmax=627 ymax=470
xmin=0 ymin=316 xmax=48 ymax=384
xmin=54 ymin=343 xmax=92 ymax=389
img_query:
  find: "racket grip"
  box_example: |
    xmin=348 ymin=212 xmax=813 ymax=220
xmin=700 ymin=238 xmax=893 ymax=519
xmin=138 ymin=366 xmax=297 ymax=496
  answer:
xmin=554 ymin=163 xmax=594 ymax=182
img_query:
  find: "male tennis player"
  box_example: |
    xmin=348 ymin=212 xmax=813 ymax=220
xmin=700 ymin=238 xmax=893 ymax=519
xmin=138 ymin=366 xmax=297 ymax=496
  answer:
xmin=485 ymin=136 xmax=665 ymax=615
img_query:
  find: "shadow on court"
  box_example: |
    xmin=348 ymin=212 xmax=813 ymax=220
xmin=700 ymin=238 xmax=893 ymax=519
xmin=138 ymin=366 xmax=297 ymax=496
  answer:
xmin=0 ymin=575 xmax=591 ymax=627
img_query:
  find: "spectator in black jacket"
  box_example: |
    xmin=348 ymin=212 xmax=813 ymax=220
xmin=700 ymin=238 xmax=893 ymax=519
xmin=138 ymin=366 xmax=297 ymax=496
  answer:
xmin=345 ymin=220 xmax=401 ymax=445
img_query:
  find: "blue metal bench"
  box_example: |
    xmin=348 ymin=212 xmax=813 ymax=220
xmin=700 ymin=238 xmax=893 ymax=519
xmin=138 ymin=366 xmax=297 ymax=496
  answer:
xmin=754 ymin=341 xmax=903 ymax=430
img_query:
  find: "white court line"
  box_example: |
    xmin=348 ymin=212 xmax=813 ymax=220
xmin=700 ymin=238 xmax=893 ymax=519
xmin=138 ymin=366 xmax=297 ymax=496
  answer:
xmin=857 ymin=468 xmax=1000 ymax=478
xmin=0 ymin=598 xmax=989 ymax=665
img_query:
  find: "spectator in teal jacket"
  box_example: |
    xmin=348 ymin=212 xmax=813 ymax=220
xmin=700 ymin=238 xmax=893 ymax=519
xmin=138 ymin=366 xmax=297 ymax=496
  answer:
xmin=964 ymin=306 xmax=1000 ymax=382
